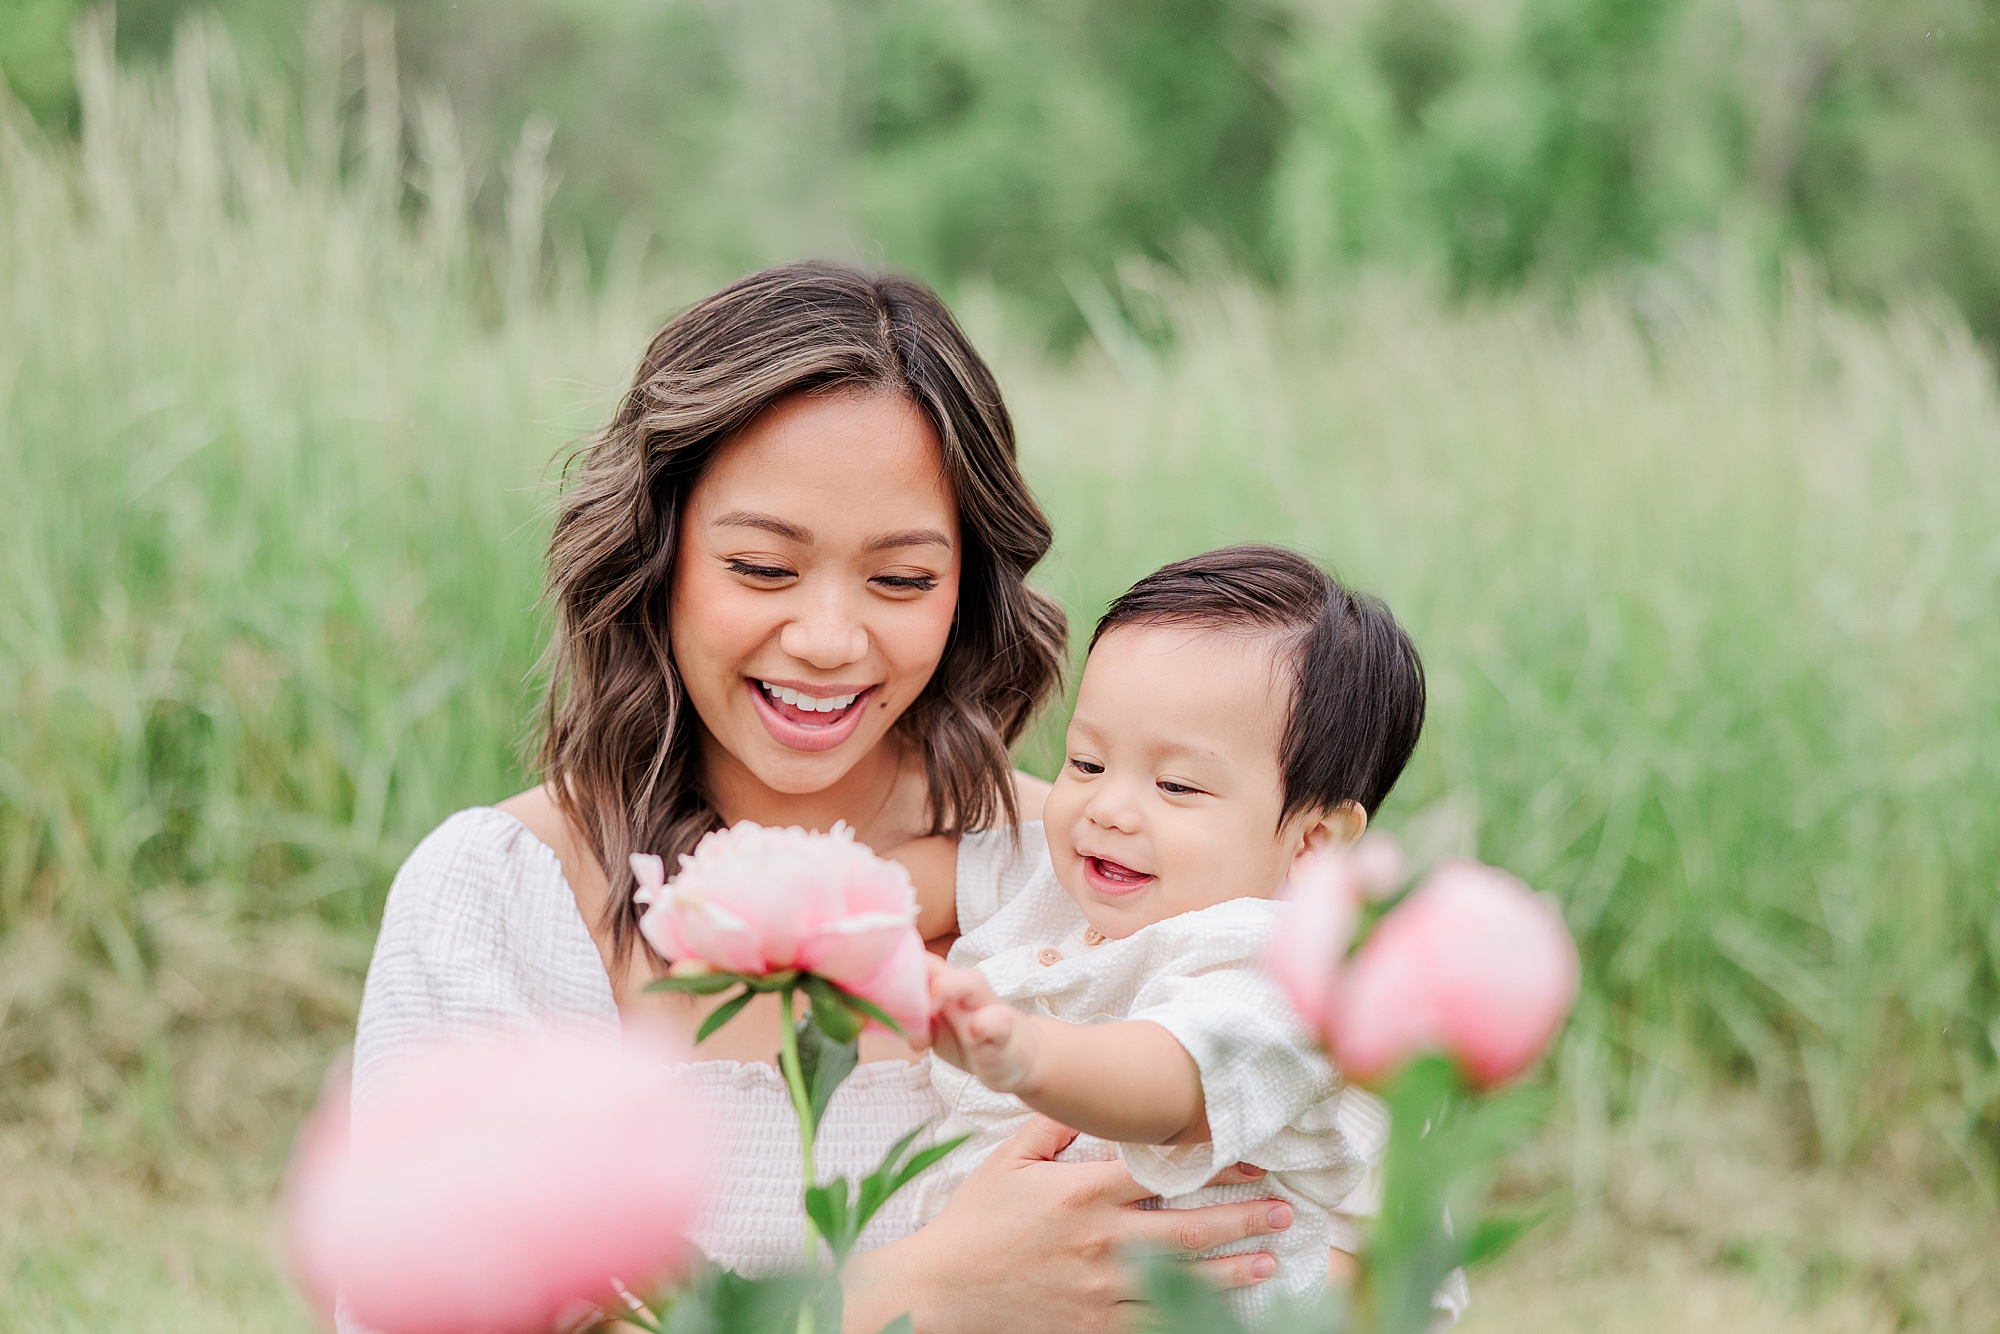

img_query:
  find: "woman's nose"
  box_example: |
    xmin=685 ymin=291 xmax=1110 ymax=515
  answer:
xmin=778 ymin=590 xmax=869 ymax=669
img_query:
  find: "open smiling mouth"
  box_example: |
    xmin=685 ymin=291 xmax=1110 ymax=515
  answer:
xmin=1082 ymin=855 xmax=1155 ymax=896
xmin=746 ymin=678 xmax=877 ymax=753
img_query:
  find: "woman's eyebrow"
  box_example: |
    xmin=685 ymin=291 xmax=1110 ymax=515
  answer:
xmin=865 ymin=528 xmax=953 ymax=553
xmin=712 ymin=511 xmax=811 ymax=542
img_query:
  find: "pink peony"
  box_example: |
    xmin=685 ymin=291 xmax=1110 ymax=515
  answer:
xmin=1265 ymin=848 xmax=1368 ymax=1038
xmin=1335 ymin=860 xmax=1580 ymax=1089
xmin=632 ymin=821 xmax=928 ymax=1035
xmin=283 ymin=1031 xmax=710 ymax=1334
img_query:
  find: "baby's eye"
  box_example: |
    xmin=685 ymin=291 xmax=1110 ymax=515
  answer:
xmin=1067 ymin=758 xmax=1104 ymax=776
xmin=1157 ymin=780 xmax=1205 ymax=796
xmin=726 ymin=559 xmax=796 ymax=582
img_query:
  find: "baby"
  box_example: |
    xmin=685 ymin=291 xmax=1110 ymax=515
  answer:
xmin=908 ymin=544 xmax=1427 ymax=1324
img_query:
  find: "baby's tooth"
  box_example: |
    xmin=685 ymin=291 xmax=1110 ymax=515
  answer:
xmin=798 ymin=693 xmax=822 ymax=710
xmin=834 ymin=694 xmax=855 ymax=709
xmin=820 ymin=696 xmax=839 ymax=712
xmin=780 ymin=687 xmax=800 ymax=705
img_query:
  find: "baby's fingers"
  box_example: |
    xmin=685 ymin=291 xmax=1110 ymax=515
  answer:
xmin=965 ymin=1002 xmax=1017 ymax=1048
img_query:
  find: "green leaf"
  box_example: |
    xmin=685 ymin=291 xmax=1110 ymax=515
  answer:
xmin=667 ymin=1264 xmax=817 ymax=1334
xmin=840 ymin=990 xmax=908 ymax=1038
xmin=804 ymin=1179 xmax=853 ymax=1256
xmin=646 ymin=971 xmax=740 ymax=995
xmin=804 ymin=974 xmax=864 ymax=1045
xmin=889 ymin=1134 xmax=970 ymax=1197
xmin=745 ymin=969 xmax=801 ymax=992
xmin=694 ymin=988 xmax=755 ymax=1044
xmin=794 ymin=1011 xmax=859 ymax=1131
xmin=1461 ymin=1205 xmax=1554 ymax=1268
xmin=872 ymin=1317 xmax=914 ymax=1334
xmin=1133 ymin=1250 xmax=1250 ymax=1333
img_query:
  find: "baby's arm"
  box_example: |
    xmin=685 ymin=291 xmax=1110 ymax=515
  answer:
xmin=928 ymin=956 xmax=1211 ymax=1146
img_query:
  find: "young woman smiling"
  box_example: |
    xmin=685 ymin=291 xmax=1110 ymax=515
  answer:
xmin=348 ymin=263 xmax=1300 ymax=1334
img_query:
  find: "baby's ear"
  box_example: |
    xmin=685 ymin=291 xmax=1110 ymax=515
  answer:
xmin=1295 ymin=800 xmax=1368 ymax=864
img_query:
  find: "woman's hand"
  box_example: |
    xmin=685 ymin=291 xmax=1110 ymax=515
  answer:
xmin=840 ymin=1116 xmax=1291 ymax=1334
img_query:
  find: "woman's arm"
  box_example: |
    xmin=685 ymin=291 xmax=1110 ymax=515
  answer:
xmin=928 ymin=958 xmax=1208 ymax=1145
xmin=839 ymin=1117 xmax=1291 ymax=1334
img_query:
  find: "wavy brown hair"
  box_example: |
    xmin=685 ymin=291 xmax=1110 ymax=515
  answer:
xmin=537 ymin=261 xmax=1068 ymax=962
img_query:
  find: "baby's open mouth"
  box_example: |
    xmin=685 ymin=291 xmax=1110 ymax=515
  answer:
xmin=1083 ymin=855 xmax=1155 ymax=896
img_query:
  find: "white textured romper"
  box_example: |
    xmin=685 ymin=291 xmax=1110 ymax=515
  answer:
xmin=932 ymin=822 xmax=1370 ymax=1325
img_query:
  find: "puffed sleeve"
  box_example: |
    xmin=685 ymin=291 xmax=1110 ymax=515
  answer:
xmin=1115 ymin=903 xmax=1355 ymax=1198
xmin=952 ymin=821 xmax=1049 ymax=937
xmin=350 ymin=807 xmax=619 ymax=1111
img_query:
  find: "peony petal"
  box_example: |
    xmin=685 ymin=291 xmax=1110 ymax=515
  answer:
xmin=1332 ymin=860 xmax=1578 ymax=1089
xmin=794 ymin=911 xmax=922 ymax=991
xmin=837 ymin=926 xmax=931 ymax=1036
xmin=286 ymin=1030 xmax=709 ymax=1334
xmin=1265 ymin=850 xmax=1363 ymax=1041
xmin=667 ymin=891 xmax=768 ymax=975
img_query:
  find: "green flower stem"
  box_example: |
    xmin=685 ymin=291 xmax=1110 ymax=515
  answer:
xmin=777 ymin=987 xmax=820 ymax=1334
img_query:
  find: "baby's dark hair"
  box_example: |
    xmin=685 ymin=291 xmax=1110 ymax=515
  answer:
xmin=1089 ymin=545 xmax=1425 ymax=821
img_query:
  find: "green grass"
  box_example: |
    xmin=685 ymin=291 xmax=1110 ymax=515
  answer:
xmin=3 ymin=22 xmax=1998 ymax=1331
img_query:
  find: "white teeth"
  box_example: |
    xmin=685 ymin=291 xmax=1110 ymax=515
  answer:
xmin=759 ymin=681 xmax=861 ymax=714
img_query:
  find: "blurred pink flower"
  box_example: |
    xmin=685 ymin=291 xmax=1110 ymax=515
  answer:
xmin=1265 ymin=848 xmax=1368 ymax=1037
xmin=1336 ymin=860 xmax=1580 ymax=1089
xmin=633 ymin=821 xmax=928 ymax=1034
xmin=284 ymin=1031 xmax=710 ymax=1334
xmin=1348 ymin=831 xmax=1407 ymax=900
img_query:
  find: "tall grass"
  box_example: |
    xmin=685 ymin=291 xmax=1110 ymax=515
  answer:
xmin=3 ymin=19 xmax=1997 ymax=1191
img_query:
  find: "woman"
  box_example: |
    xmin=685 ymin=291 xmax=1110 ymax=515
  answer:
xmin=353 ymin=262 xmax=1302 ymax=1333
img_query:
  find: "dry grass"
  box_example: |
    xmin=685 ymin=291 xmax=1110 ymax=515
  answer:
xmin=1466 ymin=1093 xmax=2000 ymax=1334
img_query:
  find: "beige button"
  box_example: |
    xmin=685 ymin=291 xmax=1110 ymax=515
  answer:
xmin=1037 ymin=947 xmax=1064 ymax=967
xmin=1083 ymin=928 xmax=1106 ymax=947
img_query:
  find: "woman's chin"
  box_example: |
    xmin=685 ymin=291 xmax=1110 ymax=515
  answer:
xmin=731 ymin=718 xmax=890 ymax=798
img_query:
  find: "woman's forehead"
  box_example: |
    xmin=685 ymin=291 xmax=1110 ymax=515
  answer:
xmin=691 ymin=391 xmax=957 ymax=541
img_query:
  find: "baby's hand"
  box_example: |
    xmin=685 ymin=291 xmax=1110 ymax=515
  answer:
xmin=926 ymin=955 xmax=1038 ymax=1094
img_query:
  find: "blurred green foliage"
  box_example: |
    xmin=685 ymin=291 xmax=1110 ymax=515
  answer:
xmin=6 ymin=0 xmax=1999 ymax=339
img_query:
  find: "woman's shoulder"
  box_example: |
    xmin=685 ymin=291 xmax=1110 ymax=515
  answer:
xmin=368 ymin=803 xmax=611 ymax=1016
xmin=386 ymin=805 xmax=570 ymax=923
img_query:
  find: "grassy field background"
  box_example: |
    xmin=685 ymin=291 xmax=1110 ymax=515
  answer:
xmin=4 ymin=22 xmax=1999 ymax=1332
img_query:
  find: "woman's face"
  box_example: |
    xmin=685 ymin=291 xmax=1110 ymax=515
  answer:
xmin=670 ymin=389 xmax=962 ymax=797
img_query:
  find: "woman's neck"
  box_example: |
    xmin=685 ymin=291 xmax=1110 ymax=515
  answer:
xmin=698 ymin=727 xmax=928 ymax=852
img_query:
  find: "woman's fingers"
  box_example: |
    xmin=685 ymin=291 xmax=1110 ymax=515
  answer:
xmin=1128 ymin=1196 xmax=1294 ymax=1255
xmin=1185 ymin=1249 xmax=1280 ymax=1291
xmin=997 ymin=1113 xmax=1082 ymax=1164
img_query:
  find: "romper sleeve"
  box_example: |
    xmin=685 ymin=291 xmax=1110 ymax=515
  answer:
xmin=351 ymin=808 xmax=619 ymax=1111
xmin=1115 ymin=903 xmax=1350 ymax=1199
xmin=953 ymin=821 xmax=1049 ymax=937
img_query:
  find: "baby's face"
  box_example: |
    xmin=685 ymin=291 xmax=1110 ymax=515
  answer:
xmin=1043 ymin=623 xmax=1317 ymax=939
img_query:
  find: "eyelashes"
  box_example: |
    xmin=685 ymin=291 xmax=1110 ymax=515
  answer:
xmin=723 ymin=559 xmax=938 ymax=593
